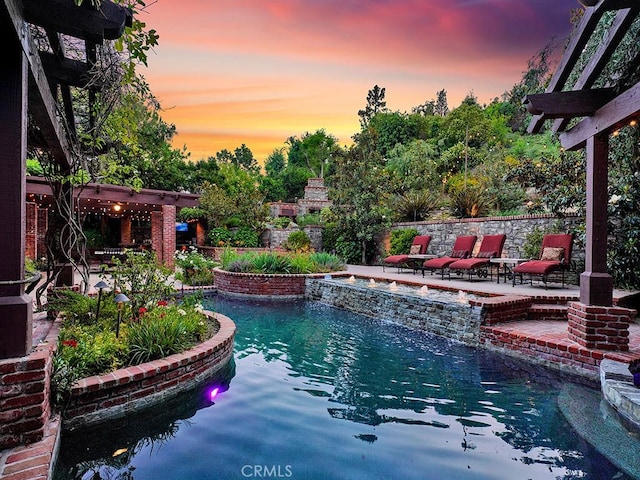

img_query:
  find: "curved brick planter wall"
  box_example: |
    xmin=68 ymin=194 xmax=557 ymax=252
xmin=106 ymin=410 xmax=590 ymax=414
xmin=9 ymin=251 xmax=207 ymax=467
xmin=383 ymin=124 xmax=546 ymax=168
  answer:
xmin=214 ymin=268 xmax=330 ymax=298
xmin=63 ymin=312 xmax=236 ymax=430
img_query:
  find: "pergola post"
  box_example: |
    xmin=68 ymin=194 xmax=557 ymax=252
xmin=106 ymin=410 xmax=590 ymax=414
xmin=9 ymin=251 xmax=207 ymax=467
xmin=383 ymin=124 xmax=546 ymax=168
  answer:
xmin=580 ymin=134 xmax=614 ymax=306
xmin=0 ymin=16 xmax=32 ymax=358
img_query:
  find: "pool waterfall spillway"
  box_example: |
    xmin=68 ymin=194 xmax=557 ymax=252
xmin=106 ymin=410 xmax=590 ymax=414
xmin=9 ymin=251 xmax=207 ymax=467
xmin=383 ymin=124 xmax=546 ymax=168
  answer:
xmin=306 ymin=276 xmax=532 ymax=346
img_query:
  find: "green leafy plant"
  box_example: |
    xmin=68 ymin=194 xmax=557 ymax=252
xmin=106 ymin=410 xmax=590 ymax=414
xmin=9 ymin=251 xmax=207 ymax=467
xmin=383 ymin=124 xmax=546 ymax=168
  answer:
xmin=283 ymin=230 xmax=312 ymax=253
xmin=250 ymin=252 xmax=292 ymax=274
xmin=126 ymin=304 xmax=207 ymax=365
xmin=309 ymin=252 xmax=346 ymax=273
xmin=290 ymin=254 xmax=315 ymax=274
xmin=449 ymin=187 xmax=491 ymax=218
xmin=208 ymin=227 xmax=234 ymax=247
xmin=271 ymin=217 xmax=291 ymax=228
xmin=233 ymin=226 xmax=260 ymax=247
xmin=177 ymin=207 xmax=207 ymax=223
xmin=296 ymin=213 xmax=323 ymax=227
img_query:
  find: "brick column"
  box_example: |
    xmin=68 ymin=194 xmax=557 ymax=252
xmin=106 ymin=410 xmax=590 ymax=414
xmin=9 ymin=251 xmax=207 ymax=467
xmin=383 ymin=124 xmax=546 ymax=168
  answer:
xmin=151 ymin=206 xmax=176 ymax=268
xmin=120 ymin=215 xmax=132 ymax=245
xmin=36 ymin=207 xmax=48 ymax=261
xmin=25 ymin=202 xmax=37 ymax=260
xmin=196 ymin=221 xmax=206 ymax=246
xmin=162 ymin=205 xmax=176 ymax=268
xmin=568 ymin=302 xmax=636 ymax=351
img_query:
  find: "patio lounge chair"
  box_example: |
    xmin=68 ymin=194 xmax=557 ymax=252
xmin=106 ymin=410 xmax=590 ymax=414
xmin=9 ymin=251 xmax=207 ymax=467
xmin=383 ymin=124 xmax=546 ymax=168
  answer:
xmin=448 ymin=234 xmax=506 ymax=281
xmin=422 ymin=235 xmax=477 ymax=279
xmin=383 ymin=235 xmax=432 ymax=272
xmin=512 ymin=233 xmax=573 ymax=289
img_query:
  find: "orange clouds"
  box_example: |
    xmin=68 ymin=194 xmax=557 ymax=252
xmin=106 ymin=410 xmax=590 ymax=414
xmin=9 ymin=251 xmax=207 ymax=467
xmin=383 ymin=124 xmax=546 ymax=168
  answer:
xmin=141 ymin=0 xmax=574 ymax=162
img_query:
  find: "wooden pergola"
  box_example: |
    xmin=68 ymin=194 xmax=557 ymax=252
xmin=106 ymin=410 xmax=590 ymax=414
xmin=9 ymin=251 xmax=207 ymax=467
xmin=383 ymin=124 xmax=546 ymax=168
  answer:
xmin=1 ymin=0 xmax=131 ymax=358
xmin=523 ymin=0 xmax=640 ymax=308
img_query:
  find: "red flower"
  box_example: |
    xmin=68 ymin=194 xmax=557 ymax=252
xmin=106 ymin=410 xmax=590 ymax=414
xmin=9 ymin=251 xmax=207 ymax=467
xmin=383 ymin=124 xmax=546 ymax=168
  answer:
xmin=63 ymin=339 xmax=78 ymax=348
xmin=158 ymin=300 xmax=168 ymax=307
xmin=139 ymin=307 xmax=147 ymax=316
xmin=160 ymin=313 xmax=166 ymax=319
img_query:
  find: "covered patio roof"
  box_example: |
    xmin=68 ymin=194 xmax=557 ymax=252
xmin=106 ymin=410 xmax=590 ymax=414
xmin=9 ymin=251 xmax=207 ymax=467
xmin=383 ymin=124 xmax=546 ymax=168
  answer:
xmin=26 ymin=176 xmax=200 ymax=219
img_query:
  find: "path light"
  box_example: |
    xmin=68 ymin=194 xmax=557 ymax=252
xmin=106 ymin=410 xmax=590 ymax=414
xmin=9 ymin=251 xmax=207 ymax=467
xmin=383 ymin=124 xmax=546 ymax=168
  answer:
xmin=94 ymin=280 xmax=110 ymax=321
xmin=114 ymin=293 xmax=130 ymax=338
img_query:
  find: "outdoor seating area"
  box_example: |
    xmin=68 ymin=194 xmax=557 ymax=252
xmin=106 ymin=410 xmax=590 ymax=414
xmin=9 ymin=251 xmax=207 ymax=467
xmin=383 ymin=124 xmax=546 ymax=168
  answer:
xmin=387 ymin=232 xmax=576 ymax=290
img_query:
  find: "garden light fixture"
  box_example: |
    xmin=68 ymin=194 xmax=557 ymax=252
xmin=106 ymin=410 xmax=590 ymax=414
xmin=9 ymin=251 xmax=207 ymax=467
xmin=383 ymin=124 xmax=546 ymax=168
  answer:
xmin=94 ymin=280 xmax=110 ymax=321
xmin=114 ymin=293 xmax=130 ymax=338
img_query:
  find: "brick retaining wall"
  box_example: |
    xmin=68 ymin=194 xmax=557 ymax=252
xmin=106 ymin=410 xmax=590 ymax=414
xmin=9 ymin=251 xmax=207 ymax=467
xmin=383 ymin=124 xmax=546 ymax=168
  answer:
xmin=0 ymin=319 xmax=59 ymax=450
xmin=62 ymin=312 xmax=235 ymax=430
xmin=214 ymin=268 xmax=328 ymax=298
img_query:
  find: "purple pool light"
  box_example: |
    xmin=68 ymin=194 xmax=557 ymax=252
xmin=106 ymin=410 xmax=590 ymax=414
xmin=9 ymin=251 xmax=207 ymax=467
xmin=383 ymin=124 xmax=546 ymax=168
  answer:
xmin=208 ymin=387 xmax=220 ymax=401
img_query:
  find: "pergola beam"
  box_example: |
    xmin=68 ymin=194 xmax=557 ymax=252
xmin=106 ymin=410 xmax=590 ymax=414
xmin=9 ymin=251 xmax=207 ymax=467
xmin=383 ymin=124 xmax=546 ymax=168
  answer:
xmin=523 ymin=88 xmax=617 ymax=119
xmin=560 ymin=81 xmax=640 ymax=150
xmin=552 ymin=7 xmax=639 ymax=132
xmin=528 ymin=0 xmax=639 ymax=133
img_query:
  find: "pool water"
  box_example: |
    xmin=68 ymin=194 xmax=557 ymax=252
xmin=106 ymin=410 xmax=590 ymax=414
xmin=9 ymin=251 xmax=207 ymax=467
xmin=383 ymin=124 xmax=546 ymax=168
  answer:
xmin=53 ymin=297 xmax=631 ymax=480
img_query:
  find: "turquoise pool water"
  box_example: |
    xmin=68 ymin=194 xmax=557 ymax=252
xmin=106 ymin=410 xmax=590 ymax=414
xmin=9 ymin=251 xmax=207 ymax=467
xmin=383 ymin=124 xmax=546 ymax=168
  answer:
xmin=53 ymin=297 xmax=632 ymax=480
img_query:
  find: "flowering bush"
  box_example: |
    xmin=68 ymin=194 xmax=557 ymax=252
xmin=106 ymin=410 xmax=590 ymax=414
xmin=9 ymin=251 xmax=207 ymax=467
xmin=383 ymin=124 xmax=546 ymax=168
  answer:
xmin=174 ymin=246 xmax=216 ymax=285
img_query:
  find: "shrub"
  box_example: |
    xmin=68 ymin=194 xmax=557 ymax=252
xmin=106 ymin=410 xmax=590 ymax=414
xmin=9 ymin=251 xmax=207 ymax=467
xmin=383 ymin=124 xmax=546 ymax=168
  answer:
xmin=334 ymin=235 xmax=361 ymax=264
xmin=174 ymin=246 xmax=216 ymax=285
xmin=449 ymin=187 xmax=491 ymax=218
xmin=220 ymin=250 xmax=344 ymax=274
xmin=209 ymin=227 xmax=233 ymax=247
xmin=309 ymin=252 xmax=346 ymax=273
xmin=284 ymin=230 xmax=312 ymax=253
xmin=271 ymin=217 xmax=291 ymax=228
xmin=296 ymin=213 xmax=323 ymax=227
xmin=233 ymin=226 xmax=260 ymax=247
xmin=290 ymin=254 xmax=315 ymax=274
xmin=389 ymin=228 xmax=419 ymax=256
xmin=126 ymin=304 xmax=207 ymax=365
xmin=251 ymin=252 xmax=292 ymax=274
xmin=220 ymin=246 xmax=242 ymax=270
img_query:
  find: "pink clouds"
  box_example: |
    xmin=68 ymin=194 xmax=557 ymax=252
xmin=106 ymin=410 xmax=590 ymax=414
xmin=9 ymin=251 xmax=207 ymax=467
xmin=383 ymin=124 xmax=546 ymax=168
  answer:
xmin=142 ymin=0 xmax=575 ymax=161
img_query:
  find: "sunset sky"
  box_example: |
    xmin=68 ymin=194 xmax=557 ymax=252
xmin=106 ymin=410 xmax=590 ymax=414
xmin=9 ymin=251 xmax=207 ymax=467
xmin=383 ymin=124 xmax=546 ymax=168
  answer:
xmin=140 ymin=0 xmax=577 ymax=164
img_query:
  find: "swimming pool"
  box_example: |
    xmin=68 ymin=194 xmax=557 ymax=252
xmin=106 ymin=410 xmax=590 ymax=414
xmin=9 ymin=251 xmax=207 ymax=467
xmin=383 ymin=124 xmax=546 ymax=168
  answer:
xmin=53 ymin=297 xmax=632 ymax=480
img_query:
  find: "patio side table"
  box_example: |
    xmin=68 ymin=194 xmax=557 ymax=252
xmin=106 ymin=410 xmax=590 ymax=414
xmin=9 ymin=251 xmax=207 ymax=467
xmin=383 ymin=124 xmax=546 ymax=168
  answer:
xmin=407 ymin=254 xmax=436 ymax=275
xmin=489 ymin=257 xmax=527 ymax=284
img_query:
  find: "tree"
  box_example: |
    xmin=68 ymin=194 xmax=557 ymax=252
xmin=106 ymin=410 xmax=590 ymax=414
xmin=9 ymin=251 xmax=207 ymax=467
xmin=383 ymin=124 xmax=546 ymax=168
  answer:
xmin=328 ymin=129 xmax=392 ymax=264
xmin=434 ymin=89 xmax=449 ymax=117
xmin=287 ymin=130 xmax=338 ymax=178
xmin=358 ymin=85 xmax=387 ymax=127
xmin=234 ymin=144 xmax=259 ymax=172
xmin=264 ymin=148 xmax=286 ymax=176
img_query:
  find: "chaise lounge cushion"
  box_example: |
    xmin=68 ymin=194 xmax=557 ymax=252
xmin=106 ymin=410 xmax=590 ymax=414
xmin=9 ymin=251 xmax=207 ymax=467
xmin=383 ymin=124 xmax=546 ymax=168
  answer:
xmin=423 ymin=235 xmax=477 ymax=271
xmin=383 ymin=235 xmax=432 ymax=269
xmin=448 ymin=235 xmax=506 ymax=273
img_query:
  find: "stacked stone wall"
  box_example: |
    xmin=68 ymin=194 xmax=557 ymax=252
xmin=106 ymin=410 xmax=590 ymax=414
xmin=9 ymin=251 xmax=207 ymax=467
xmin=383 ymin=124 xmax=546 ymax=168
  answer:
xmin=306 ymin=280 xmax=484 ymax=345
xmin=392 ymin=215 xmax=583 ymax=261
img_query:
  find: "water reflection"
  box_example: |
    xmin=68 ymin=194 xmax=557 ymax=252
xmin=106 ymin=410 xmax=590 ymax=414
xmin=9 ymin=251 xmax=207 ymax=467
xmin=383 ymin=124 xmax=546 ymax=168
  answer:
xmin=53 ymin=297 xmax=628 ymax=480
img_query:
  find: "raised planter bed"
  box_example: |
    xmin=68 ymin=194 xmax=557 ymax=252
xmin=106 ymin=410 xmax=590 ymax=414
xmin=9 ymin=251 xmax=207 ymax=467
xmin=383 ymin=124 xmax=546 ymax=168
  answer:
xmin=62 ymin=311 xmax=236 ymax=430
xmin=214 ymin=267 xmax=331 ymax=298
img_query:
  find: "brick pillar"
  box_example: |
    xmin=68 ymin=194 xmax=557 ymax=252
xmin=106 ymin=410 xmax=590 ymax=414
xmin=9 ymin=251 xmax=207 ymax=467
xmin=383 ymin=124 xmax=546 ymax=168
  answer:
xmin=162 ymin=205 xmax=176 ymax=268
xmin=196 ymin=221 xmax=206 ymax=246
xmin=36 ymin=207 xmax=48 ymax=261
xmin=151 ymin=206 xmax=176 ymax=268
xmin=151 ymin=211 xmax=163 ymax=263
xmin=567 ymin=302 xmax=636 ymax=351
xmin=25 ymin=202 xmax=37 ymax=260
xmin=120 ymin=215 xmax=132 ymax=245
